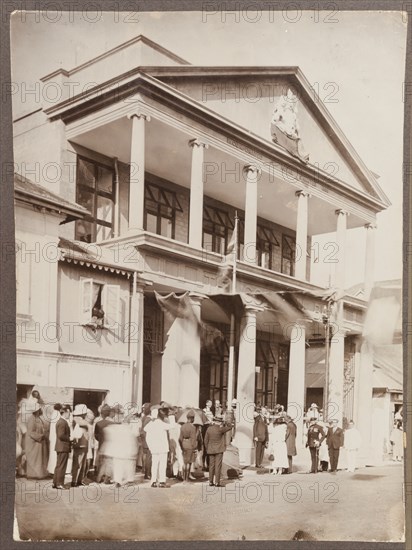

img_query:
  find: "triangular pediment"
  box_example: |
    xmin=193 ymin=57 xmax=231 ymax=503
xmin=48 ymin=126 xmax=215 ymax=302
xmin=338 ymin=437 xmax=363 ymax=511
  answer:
xmin=149 ymin=67 xmax=388 ymax=204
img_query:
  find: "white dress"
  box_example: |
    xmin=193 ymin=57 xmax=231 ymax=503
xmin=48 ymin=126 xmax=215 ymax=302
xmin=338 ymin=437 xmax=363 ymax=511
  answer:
xmin=47 ymin=410 xmax=59 ymax=474
xmin=268 ymin=423 xmax=289 ymax=469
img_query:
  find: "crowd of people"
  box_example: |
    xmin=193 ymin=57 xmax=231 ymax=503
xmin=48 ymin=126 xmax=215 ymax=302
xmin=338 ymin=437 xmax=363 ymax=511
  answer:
xmin=16 ymin=392 xmax=404 ymax=488
xmin=252 ymin=403 xmax=364 ymax=474
xmin=16 ymin=392 xmax=240 ymax=489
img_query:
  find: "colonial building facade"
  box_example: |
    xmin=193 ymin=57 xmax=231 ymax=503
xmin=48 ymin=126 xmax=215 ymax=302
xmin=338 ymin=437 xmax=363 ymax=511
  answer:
xmin=13 ymin=35 xmax=391 ymax=465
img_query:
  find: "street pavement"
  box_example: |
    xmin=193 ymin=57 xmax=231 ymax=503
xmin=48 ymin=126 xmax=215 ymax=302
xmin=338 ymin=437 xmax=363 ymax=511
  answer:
xmin=14 ymin=462 xmax=404 ymax=542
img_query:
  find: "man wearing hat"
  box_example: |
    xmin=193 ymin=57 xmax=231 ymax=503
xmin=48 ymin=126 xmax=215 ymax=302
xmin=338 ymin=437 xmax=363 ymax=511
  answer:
xmin=179 ymin=410 xmax=198 ymax=481
xmin=306 ymin=403 xmax=320 ymax=423
xmin=53 ymin=405 xmax=72 ymax=489
xmin=253 ymin=408 xmax=269 ymax=468
xmin=306 ymin=417 xmax=326 ymax=473
xmin=139 ymin=403 xmax=153 ymax=480
xmin=285 ymin=414 xmax=297 ymax=474
xmin=71 ymin=404 xmax=90 ymax=487
xmin=326 ymin=419 xmax=344 ymax=472
xmin=204 ymin=415 xmax=233 ymax=487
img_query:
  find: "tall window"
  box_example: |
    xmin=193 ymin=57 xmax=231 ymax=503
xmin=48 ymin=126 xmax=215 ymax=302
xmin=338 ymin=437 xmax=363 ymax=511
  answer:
xmin=200 ymin=323 xmax=230 ymax=406
xmin=203 ymin=205 xmax=234 ymax=254
xmin=255 ymin=339 xmax=277 ymax=409
xmin=257 ymin=225 xmax=280 ymax=270
xmin=75 ymin=157 xmax=115 ymax=243
xmin=281 ymin=234 xmax=296 ymax=276
xmin=144 ymin=181 xmax=183 ymax=239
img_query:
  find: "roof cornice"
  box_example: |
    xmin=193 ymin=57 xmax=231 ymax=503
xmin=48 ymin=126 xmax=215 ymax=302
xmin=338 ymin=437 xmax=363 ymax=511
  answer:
xmin=43 ymin=70 xmax=390 ymax=213
xmin=40 ymin=35 xmax=190 ymax=83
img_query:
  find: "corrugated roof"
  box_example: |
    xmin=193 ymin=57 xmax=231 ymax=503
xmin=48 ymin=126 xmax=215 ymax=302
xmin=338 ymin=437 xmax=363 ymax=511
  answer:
xmin=14 ymin=173 xmax=88 ymax=220
xmin=58 ymin=237 xmax=137 ymax=276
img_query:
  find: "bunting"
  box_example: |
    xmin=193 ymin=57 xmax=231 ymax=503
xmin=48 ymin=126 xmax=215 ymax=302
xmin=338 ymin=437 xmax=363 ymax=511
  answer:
xmin=217 ymin=215 xmax=238 ymax=290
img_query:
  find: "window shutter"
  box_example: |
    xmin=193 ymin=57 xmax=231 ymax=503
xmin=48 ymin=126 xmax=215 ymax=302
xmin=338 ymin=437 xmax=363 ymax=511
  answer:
xmin=80 ymin=278 xmax=94 ymax=324
xmin=102 ymin=284 xmax=120 ymax=327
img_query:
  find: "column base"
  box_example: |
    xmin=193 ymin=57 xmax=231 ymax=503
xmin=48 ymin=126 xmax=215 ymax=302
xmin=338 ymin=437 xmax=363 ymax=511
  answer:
xmin=235 ymin=443 xmax=255 ymax=467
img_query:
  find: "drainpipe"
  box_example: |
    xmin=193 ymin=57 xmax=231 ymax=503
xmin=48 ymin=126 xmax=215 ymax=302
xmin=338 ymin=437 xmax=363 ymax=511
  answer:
xmin=129 ymin=270 xmax=138 ymax=406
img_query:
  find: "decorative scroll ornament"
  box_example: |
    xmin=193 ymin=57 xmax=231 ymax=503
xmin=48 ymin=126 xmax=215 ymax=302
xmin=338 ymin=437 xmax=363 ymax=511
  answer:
xmin=270 ymin=89 xmax=309 ymax=163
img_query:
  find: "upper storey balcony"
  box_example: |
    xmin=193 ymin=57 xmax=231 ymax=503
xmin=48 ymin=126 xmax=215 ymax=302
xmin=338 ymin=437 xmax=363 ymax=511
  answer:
xmin=28 ymin=35 xmax=389 ymax=300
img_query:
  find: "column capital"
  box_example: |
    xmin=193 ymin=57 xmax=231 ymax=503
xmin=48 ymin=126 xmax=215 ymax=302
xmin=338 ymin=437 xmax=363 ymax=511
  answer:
xmin=364 ymin=222 xmax=377 ymax=230
xmin=127 ymin=112 xmax=151 ymax=122
xmin=189 ymin=138 xmax=209 ymax=149
xmin=295 ymin=189 xmax=311 ymax=199
xmin=243 ymin=303 xmax=265 ymax=315
xmin=335 ymin=209 xmax=349 ymax=217
xmin=243 ymin=164 xmax=262 ymax=176
xmin=135 ymin=279 xmax=152 ymax=294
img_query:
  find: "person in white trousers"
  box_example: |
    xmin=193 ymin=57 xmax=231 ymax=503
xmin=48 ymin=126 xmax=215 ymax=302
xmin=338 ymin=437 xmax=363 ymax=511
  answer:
xmin=144 ymin=407 xmax=171 ymax=488
xmin=344 ymin=420 xmax=362 ymax=472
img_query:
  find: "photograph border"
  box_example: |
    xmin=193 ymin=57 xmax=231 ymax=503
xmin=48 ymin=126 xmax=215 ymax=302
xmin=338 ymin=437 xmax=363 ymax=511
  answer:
xmin=0 ymin=1 xmax=410 ymax=548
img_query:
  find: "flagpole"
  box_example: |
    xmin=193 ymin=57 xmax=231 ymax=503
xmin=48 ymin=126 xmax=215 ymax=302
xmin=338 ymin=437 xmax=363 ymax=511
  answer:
xmin=227 ymin=212 xmax=238 ymax=407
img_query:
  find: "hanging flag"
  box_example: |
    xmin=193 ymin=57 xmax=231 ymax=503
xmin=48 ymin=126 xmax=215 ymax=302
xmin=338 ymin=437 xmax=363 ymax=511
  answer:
xmin=363 ymin=285 xmax=401 ymax=346
xmin=217 ymin=215 xmax=238 ymax=290
xmin=154 ymin=291 xmax=197 ymax=321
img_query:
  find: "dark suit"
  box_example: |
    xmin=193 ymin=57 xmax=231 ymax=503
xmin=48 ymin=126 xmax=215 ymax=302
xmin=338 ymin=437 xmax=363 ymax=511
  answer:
xmin=306 ymin=423 xmax=326 ymax=473
xmin=253 ymin=416 xmax=268 ymax=467
xmin=326 ymin=427 xmax=344 ymax=471
xmin=140 ymin=415 xmax=152 ymax=479
xmin=53 ymin=417 xmax=71 ymax=487
xmin=285 ymin=421 xmax=297 ymax=473
xmin=204 ymin=423 xmax=232 ymax=485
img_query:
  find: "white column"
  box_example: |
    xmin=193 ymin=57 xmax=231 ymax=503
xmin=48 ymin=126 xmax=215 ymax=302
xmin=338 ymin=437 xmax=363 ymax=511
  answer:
xmin=243 ymin=165 xmax=260 ymax=265
xmin=364 ymin=223 xmax=376 ymax=300
xmin=295 ymin=191 xmax=310 ymax=280
xmin=334 ymin=209 xmax=348 ymax=291
xmin=287 ymin=324 xmax=306 ymax=447
xmin=113 ymin=158 xmax=120 ymax=237
xmin=328 ymin=323 xmax=345 ymax=426
xmin=188 ymin=139 xmax=208 ymax=248
xmin=355 ymin=340 xmax=374 ymax=466
xmin=234 ymin=306 xmax=261 ymax=466
xmin=178 ymin=293 xmax=206 ymax=407
xmin=129 ymin=279 xmax=145 ymax=408
xmin=161 ymin=314 xmax=180 ymax=406
xmin=128 ymin=113 xmax=150 ymax=232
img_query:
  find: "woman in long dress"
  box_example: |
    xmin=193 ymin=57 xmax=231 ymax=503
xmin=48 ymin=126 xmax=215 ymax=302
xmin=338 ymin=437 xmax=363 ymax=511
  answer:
xmin=268 ymin=416 xmax=289 ymax=475
xmin=47 ymin=403 xmax=62 ymax=475
xmin=390 ymin=421 xmax=403 ymax=461
xmin=25 ymin=402 xmax=49 ymax=479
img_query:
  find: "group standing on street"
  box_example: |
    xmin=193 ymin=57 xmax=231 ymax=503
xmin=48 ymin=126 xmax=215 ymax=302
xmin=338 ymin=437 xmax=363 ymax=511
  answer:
xmin=16 ymin=391 xmax=404 ymax=487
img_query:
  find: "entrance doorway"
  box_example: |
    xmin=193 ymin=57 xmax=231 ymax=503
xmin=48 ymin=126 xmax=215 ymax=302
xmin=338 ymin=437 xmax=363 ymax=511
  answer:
xmin=306 ymin=388 xmax=323 ymax=411
xmin=255 ymin=338 xmax=277 ymax=409
xmin=200 ymin=323 xmax=230 ymax=408
xmin=73 ymin=389 xmax=107 ymax=416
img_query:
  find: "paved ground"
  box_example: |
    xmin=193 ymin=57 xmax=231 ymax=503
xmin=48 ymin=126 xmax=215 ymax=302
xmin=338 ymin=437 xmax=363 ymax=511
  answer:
xmin=14 ymin=462 xmax=404 ymax=542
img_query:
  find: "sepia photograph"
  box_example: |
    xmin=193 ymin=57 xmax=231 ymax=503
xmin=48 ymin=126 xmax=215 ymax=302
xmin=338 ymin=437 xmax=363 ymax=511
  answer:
xmin=5 ymin=5 xmax=408 ymax=543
